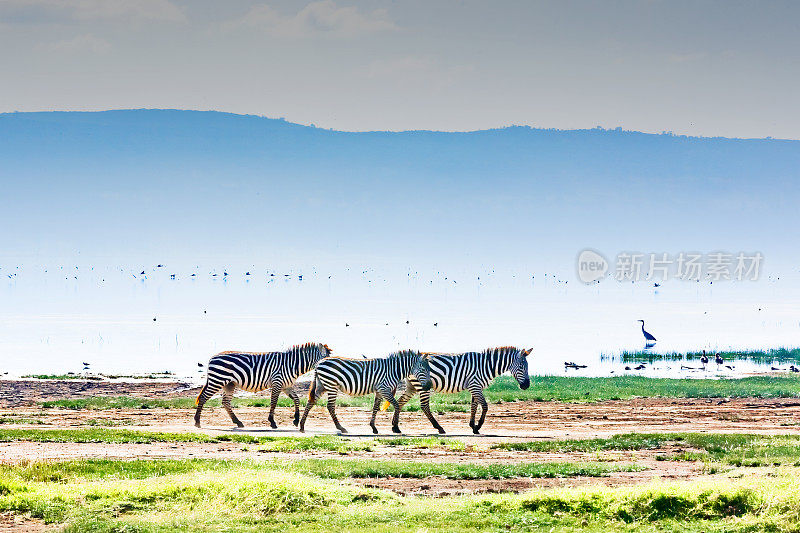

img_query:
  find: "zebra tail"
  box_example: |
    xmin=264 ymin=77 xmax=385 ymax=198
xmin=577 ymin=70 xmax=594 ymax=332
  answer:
xmin=307 ymin=375 xmax=317 ymax=403
xmin=195 ymin=384 xmax=207 ymax=406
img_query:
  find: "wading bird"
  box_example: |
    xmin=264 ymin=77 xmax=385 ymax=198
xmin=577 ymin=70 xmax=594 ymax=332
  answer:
xmin=700 ymin=350 xmax=709 ymax=370
xmin=638 ymin=320 xmax=657 ymax=346
xmin=715 ymin=353 xmax=724 ymax=368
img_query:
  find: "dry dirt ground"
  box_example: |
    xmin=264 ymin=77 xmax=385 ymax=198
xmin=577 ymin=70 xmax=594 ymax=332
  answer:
xmin=2 ymin=379 xmax=799 ymax=498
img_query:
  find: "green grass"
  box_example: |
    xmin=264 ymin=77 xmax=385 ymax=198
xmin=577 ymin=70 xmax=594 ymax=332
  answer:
xmin=38 ymin=375 xmax=800 ymax=413
xmin=1 ymin=457 xmax=799 ymax=531
xmin=0 ymin=429 xmax=460 ymax=453
xmin=0 ymin=457 xmax=636 ymax=484
xmin=21 ymin=372 xmax=175 ymax=380
xmin=494 ymin=433 xmax=800 ymax=467
xmin=606 ymin=347 xmax=800 ymax=364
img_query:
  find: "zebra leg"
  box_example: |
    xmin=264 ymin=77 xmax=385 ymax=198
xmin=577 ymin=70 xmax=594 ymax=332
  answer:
xmin=194 ymin=380 xmax=223 ymax=428
xmin=419 ymin=391 xmax=445 ymax=434
xmin=221 ymin=383 xmax=244 ymax=428
xmin=468 ymin=394 xmax=478 ymax=431
xmin=286 ymin=387 xmax=301 ymax=427
xmin=267 ymin=386 xmax=282 ymax=429
xmin=299 ymin=380 xmax=325 ymax=433
xmin=379 ymin=390 xmax=402 ymax=434
xmin=325 ymin=390 xmax=347 ymax=434
xmin=369 ymin=395 xmax=382 ymax=434
xmin=472 ymin=389 xmax=488 ymax=434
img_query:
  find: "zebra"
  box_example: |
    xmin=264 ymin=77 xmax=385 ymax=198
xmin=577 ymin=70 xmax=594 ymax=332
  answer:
xmin=299 ymin=350 xmax=432 ymax=434
xmin=394 ymin=346 xmax=532 ymax=434
xmin=194 ymin=342 xmax=332 ymax=429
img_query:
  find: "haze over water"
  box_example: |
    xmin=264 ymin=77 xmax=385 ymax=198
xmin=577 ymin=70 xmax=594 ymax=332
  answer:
xmin=2 ymin=258 xmax=797 ymax=380
xmin=2 ymin=111 xmax=799 ymax=380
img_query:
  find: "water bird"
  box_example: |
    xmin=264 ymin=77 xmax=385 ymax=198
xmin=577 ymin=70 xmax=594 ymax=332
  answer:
xmin=724 ymin=365 xmax=735 ymax=370
xmin=715 ymin=353 xmax=724 ymax=367
xmin=82 ymin=362 xmax=90 ymax=367
xmin=153 ymin=317 xmax=157 ymax=322
xmin=634 ymin=364 xmax=646 ymax=370
xmin=700 ymin=351 xmax=709 ymax=369
xmin=405 ymin=320 xmax=410 ymax=324
xmin=197 ymin=363 xmax=204 ymax=368
xmin=245 ymin=272 xmax=250 ymax=276
xmin=140 ymin=271 xmax=145 ymax=275
xmin=170 ymin=274 xmax=175 ymax=280
xmin=624 ymin=366 xmax=632 ymax=370
xmin=638 ymin=320 xmax=657 ymax=345
xmin=564 ymin=362 xmax=587 ymax=369
xmin=653 ymin=283 xmax=660 ymax=287
xmin=345 ymin=323 xmax=350 ymax=327
xmin=433 ymin=322 xmax=438 ymax=327
xmin=791 ymin=365 xmax=799 ymax=373
xmin=157 ymin=264 xmax=164 ymax=268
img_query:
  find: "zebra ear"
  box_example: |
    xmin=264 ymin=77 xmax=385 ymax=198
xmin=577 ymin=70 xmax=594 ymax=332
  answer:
xmin=523 ymin=348 xmax=533 ymax=357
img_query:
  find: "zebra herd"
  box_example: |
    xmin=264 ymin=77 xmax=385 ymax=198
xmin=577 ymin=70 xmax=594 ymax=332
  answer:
xmin=194 ymin=342 xmax=532 ymax=434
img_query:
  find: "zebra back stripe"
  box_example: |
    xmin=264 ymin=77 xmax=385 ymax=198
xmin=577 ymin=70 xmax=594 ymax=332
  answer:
xmin=201 ymin=342 xmax=332 ymax=399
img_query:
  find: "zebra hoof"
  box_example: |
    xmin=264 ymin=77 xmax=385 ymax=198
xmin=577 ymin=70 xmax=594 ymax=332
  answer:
xmin=392 ymin=426 xmax=401 ymax=434
xmin=472 ymin=427 xmax=480 ymax=435
xmin=299 ymin=425 xmax=305 ymax=433
xmin=293 ymin=417 xmax=300 ymax=427
xmin=269 ymin=421 xmax=278 ymax=429
xmin=370 ymin=426 xmax=378 ymax=434
xmin=194 ymin=422 xmax=201 ymax=428
xmin=436 ymin=427 xmax=446 ymax=434
xmin=235 ymin=423 xmax=244 ymax=429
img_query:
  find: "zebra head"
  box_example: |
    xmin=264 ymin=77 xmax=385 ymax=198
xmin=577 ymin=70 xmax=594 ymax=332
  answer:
xmin=511 ymin=348 xmax=532 ymax=390
xmin=412 ymin=352 xmax=433 ymax=392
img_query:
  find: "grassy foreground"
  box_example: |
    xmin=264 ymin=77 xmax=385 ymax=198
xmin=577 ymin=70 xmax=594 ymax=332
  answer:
xmin=35 ymin=375 xmax=800 ymax=412
xmin=1 ymin=458 xmax=800 ymax=532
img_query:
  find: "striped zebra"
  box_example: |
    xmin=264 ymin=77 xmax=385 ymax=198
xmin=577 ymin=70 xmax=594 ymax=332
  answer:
xmin=194 ymin=342 xmax=332 ymax=429
xmin=395 ymin=346 xmax=532 ymax=434
xmin=299 ymin=350 xmax=432 ymax=434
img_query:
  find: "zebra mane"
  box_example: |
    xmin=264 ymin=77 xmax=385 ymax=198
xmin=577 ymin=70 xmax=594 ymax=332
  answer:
xmin=292 ymin=342 xmax=332 ymax=355
xmin=482 ymin=346 xmax=522 ymax=358
xmin=389 ymin=349 xmax=421 ymax=359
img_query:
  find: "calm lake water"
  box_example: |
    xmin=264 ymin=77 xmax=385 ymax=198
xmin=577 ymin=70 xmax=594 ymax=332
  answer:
xmin=1 ymin=260 xmax=798 ymax=382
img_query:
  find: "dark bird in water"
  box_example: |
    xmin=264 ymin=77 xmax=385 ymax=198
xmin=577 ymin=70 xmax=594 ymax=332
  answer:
xmin=654 ymin=283 xmax=660 ymax=288
xmin=634 ymin=364 xmax=646 ymax=370
xmin=197 ymin=363 xmax=203 ymax=368
xmin=153 ymin=317 xmax=157 ymax=322
xmin=700 ymin=350 xmax=709 ymax=369
xmin=82 ymin=362 xmax=90 ymax=367
xmin=790 ymin=365 xmax=799 ymax=373
xmin=637 ymin=320 xmax=657 ymax=344
xmin=564 ymin=362 xmax=587 ymax=369
xmin=715 ymin=353 xmax=724 ymax=366
xmin=345 ymin=323 xmax=350 ymax=327
xmin=433 ymin=322 xmax=438 ymax=327
xmin=724 ymin=365 xmax=735 ymax=370
xmin=405 ymin=320 xmax=410 ymax=324
xmin=140 ymin=271 xmax=146 ymax=275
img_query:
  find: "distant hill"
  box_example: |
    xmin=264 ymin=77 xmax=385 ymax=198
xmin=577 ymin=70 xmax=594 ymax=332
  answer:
xmin=1 ymin=110 xmax=798 ymax=269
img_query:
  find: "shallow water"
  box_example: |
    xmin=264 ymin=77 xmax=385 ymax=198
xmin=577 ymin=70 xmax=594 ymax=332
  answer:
xmin=1 ymin=260 xmax=798 ymax=381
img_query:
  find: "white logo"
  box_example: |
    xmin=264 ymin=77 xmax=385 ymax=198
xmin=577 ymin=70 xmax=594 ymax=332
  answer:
xmin=577 ymin=249 xmax=608 ymax=284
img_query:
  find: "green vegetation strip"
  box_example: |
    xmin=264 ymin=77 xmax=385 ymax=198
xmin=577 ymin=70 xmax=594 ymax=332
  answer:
xmin=6 ymin=429 xmax=800 ymax=467
xmin=37 ymin=375 xmax=800 ymax=412
xmin=0 ymin=458 xmax=798 ymax=531
xmin=610 ymin=347 xmax=800 ymax=364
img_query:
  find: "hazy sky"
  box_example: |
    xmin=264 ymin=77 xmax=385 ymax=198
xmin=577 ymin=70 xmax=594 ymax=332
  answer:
xmin=1 ymin=0 xmax=799 ymax=138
